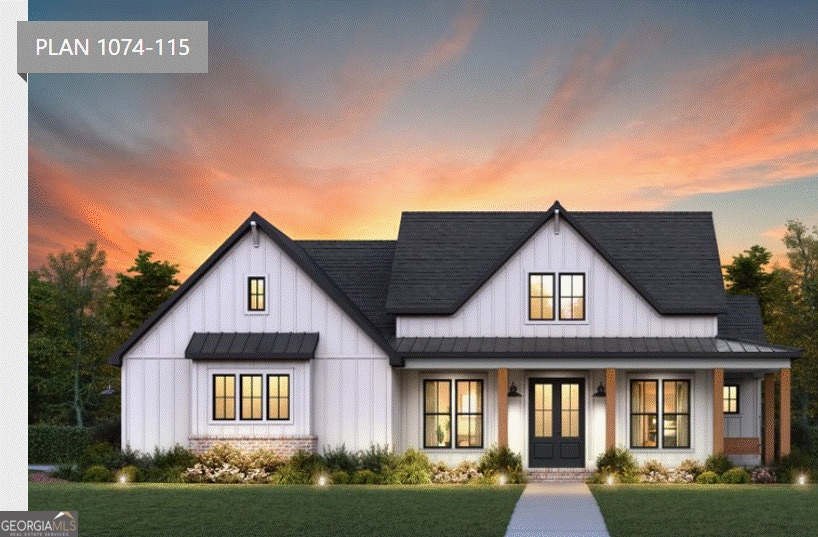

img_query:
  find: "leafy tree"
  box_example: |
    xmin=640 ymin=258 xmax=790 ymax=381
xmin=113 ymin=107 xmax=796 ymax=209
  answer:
xmin=109 ymin=250 xmax=180 ymax=334
xmin=723 ymin=245 xmax=774 ymax=320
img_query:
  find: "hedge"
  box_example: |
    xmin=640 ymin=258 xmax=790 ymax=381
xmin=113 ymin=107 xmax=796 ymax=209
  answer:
xmin=29 ymin=425 xmax=92 ymax=464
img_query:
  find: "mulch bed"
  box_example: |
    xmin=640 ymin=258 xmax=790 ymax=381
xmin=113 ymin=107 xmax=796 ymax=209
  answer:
xmin=29 ymin=471 xmax=69 ymax=484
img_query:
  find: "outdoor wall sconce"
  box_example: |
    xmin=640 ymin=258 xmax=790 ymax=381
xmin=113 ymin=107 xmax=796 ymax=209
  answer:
xmin=507 ymin=382 xmax=522 ymax=397
xmin=593 ymin=382 xmax=606 ymax=397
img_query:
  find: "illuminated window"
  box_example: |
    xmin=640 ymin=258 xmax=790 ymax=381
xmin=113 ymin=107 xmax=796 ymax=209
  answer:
xmin=631 ymin=379 xmax=691 ymax=449
xmin=424 ymin=380 xmax=451 ymax=448
xmin=240 ymin=375 xmax=263 ymax=420
xmin=248 ymin=276 xmax=266 ymax=311
xmin=213 ymin=375 xmax=235 ymax=420
xmin=267 ymin=374 xmax=290 ymax=420
xmin=724 ymin=385 xmax=739 ymax=414
xmin=631 ymin=380 xmax=658 ymax=448
xmin=559 ymin=273 xmax=585 ymax=320
xmin=529 ymin=273 xmax=555 ymax=320
xmin=455 ymin=380 xmax=483 ymax=448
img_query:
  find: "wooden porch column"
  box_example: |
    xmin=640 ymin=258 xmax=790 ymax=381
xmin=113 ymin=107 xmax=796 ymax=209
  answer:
xmin=605 ymin=369 xmax=616 ymax=450
xmin=780 ymin=368 xmax=791 ymax=458
xmin=498 ymin=368 xmax=508 ymax=448
xmin=712 ymin=369 xmax=724 ymax=454
xmin=763 ymin=373 xmax=775 ymax=465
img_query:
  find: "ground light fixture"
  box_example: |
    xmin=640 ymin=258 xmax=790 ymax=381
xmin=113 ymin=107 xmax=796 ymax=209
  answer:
xmin=797 ymin=473 xmax=807 ymax=486
xmin=118 ymin=474 xmax=128 ymax=484
xmin=498 ymin=473 xmax=507 ymax=485
xmin=605 ymin=475 xmax=615 ymax=486
xmin=317 ymin=474 xmax=329 ymax=486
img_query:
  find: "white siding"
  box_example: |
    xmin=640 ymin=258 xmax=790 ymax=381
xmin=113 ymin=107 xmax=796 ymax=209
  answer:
xmin=397 ymin=219 xmax=717 ymax=338
xmin=724 ymin=376 xmax=761 ymax=439
xmin=121 ymin=230 xmax=392 ymax=453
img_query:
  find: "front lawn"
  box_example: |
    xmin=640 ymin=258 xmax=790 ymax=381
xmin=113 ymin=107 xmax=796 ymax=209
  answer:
xmin=591 ymin=484 xmax=818 ymax=537
xmin=30 ymin=483 xmax=524 ymax=537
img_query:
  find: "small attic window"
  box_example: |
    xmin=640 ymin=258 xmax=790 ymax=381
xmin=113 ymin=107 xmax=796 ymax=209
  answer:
xmin=248 ymin=276 xmax=266 ymax=312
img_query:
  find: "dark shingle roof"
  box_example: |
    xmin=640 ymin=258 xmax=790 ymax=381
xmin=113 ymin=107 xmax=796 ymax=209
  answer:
xmin=186 ymin=332 xmax=319 ymax=360
xmin=385 ymin=203 xmax=728 ymax=315
xmin=392 ymin=337 xmax=800 ymax=359
xmin=297 ymin=241 xmax=396 ymax=338
xmin=718 ymin=295 xmax=767 ymax=343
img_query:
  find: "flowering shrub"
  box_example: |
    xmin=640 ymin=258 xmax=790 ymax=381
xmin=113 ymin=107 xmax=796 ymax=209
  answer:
xmin=751 ymin=466 xmax=776 ymax=484
xmin=431 ymin=460 xmax=484 ymax=484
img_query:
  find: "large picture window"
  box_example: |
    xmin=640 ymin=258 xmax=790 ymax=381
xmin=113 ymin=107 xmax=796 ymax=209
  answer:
xmin=267 ymin=374 xmax=290 ymax=420
xmin=529 ymin=273 xmax=555 ymax=320
xmin=213 ymin=374 xmax=236 ymax=420
xmin=631 ymin=379 xmax=691 ymax=449
xmin=455 ymin=380 xmax=483 ymax=448
xmin=424 ymin=380 xmax=451 ymax=448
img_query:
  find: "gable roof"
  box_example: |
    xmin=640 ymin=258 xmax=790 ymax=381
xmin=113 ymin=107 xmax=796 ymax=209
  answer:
xmin=296 ymin=240 xmax=396 ymax=338
xmin=109 ymin=213 xmax=396 ymax=366
xmin=718 ymin=295 xmax=767 ymax=342
xmin=384 ymin=202 xmax=728 ymax=316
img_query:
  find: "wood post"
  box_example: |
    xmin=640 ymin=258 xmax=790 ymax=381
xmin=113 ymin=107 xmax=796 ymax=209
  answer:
xmin=605 ymin=368 xmax=616 ymax=450
xmin=780 ymin=368 xmax=791 ymax=459
xmin=498 ymin=368 xmax=508 ymax=448
xmin=763 ymin=373 xmax=775 ymax=465
xmin=713 ymin=369 xmax=724 ymax=455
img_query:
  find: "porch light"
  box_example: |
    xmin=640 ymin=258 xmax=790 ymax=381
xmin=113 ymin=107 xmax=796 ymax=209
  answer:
xmin=593 ymin=383 xmax=606 ymax=397
xmin=100 ymin=384 xmax=116 ymax=396
xmin=507 ymin=383 xmax=522 ymax=397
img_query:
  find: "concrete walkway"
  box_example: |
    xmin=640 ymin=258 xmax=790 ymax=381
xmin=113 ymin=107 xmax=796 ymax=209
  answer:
xmin=505 ymin=482 xmax=610 ymax=537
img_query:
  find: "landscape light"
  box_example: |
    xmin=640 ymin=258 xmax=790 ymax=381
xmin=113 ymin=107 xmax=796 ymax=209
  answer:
xmin=317 ymin=475 xmax=328 ymax=486
xmin=797 ymin=474 xmax=807 ymax=486
xmin=498 ymin=473 xmax=507 ymax=485
xmin=606 ymin=475 xmax=615 ymax=486
xmin=119 ymin=474 xmax=128 ymax=484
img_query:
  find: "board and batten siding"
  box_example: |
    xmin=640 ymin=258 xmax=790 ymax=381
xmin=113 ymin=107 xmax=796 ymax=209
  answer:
xmin=121 ymin=230 xmax=393 ymax=453
xmin=396 ymin=219 xmax=717 ymax=338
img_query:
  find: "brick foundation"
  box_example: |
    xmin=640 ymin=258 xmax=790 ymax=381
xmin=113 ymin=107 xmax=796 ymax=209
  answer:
xmin=527 ymin=468 xmax=594 ymax=482
xmin=188 ymin=436 xmax=318 ymax=457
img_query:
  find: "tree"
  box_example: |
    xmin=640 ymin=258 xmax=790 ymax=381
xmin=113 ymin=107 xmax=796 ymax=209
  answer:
xmin=35 ymin=242 xmax=111 ymax=427
xmin=723 ymin=245 xmax=774 ymax=320
xmin=109 ymin=250 xmax=180 ymax=334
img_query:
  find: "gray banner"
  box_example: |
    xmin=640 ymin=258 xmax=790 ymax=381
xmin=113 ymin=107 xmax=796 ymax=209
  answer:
xmin=18 ymin=21 xmax=207 ymax=73
xmin=0 ymin=511 xmax=78 ymax=537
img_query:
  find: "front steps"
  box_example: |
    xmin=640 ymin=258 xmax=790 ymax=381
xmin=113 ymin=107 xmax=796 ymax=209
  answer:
xmin=527 ymin=468 xmax=594 ymax=482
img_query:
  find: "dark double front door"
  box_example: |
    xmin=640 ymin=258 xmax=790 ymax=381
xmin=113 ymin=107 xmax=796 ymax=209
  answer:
xmin=529 ymin=378 xmax=585 ymax=468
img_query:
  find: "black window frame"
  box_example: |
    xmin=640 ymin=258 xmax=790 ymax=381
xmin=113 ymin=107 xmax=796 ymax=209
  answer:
xmin=239 ymin=374 xmax=264 ymax=421
xmin=423 ymin=380 xmax=452 ymax=449
xmin=724 ymin=384 xmax=740 ymax=414
xmin=455 ymin=380 xmax=484 ymax=449
xmin=630 ymin=379 xmax=659 ymax=449
xmin=528 ymin=273 xmax=556 ymax=321
xmin=267 ymin=374 xmax=290 ymax=421
xmin=558 ymin=273 xmax=586 ymax=321
xmin=247 ymin=276 xmax=266 ymax=312
xmin=212 ymin=374 xmax=236 ymax=421
xmin=662 ymin=379 xmax=691 ymax=449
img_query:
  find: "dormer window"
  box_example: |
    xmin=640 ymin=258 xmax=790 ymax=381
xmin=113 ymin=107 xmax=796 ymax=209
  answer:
xmin=247 ymin=276 xmax=266 ymax=312
xmin=559 ymin=273 xmax=585 ymax=320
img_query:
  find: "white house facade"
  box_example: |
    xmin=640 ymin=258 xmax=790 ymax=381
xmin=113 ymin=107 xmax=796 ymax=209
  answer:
xmin=111 ymin=202 xmax=799 ymax=473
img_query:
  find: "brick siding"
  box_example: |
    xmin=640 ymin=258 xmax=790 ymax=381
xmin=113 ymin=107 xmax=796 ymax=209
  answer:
xmin=189 ymin=436 xmax=318 ymax=457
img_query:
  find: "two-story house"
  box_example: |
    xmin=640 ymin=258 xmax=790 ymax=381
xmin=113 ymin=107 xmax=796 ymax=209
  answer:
xmin=110 ymin=202 xmax=800 ymax=473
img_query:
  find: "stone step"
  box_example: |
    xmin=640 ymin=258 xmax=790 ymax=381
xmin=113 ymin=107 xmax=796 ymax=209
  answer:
xmin=526 ymin=468 xmax=594 ymax=482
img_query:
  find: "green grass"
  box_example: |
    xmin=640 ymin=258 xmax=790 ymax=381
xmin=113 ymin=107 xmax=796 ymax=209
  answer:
xmin=591 ymin=484 xmax=818 ymax=537
xmin=30 ymin=483 xmax=524 ymax=537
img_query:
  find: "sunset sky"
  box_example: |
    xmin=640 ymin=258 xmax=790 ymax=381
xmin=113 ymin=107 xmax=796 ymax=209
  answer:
xmin=29 ymin=1 xmax=818 ymax=279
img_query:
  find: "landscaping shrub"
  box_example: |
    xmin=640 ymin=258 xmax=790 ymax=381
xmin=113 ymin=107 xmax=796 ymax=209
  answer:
xmin=359 ymin=445 xmax=398 ymax=475
xmin=52 ymin=463 xmax=82 ymax=482
xmin=678 ymin=458 xmax=704 ymax=479
xmin=350 ymin=469 xmax=380 ymax=485
xmin=719 ymin=467 xmax=750 ymax=484
xmin=89 ymin=420 xmax=121 ymax=446
xmin=245 ymin=449 xmax=283 ymax=474
xmin=116 ymin=465 xmax=143 ymax=483
xmin=197 ymin=443 xmax=249 ymax=472
xmin=322 ymin=445 xmax=360 ymax=473
xmin=478 ymin=446 xmax=525 ymax=483
xmin=393 ymin=448 xmax=432 ymax=484
xmin=29 ymin=425 xmax=92 ymax=464
xmin=704 ymin=453 xmax=733 ymax=475
xmin=592 ymin=447 xmax=639 ymax=484
xmin=773 ymin=448 xmax=817 ymax=484
xmin=640 ymin=460 xmax=669 ymax=483
xmin=695 ymin=470 xmax=720 ymax=484
xmin=432 ymin=460 xmax=484 ymax=484
xmin=80 ymin=442 xmax=117 ymax=469
xmin=750 ymin=466 xmax=777 ymax=484
xmin=82 ymin=465 xmax=112 ymax=483
xmin=330 ymin=470 xmax=351 ymax=484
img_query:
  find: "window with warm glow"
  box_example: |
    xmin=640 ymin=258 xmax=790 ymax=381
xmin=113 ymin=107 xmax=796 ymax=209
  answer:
xmin=724 ymin=385 xmax=739 ymax=414
xmin=631 ymin=379 xmax=691 ymax=449
xmin=631 ymin=380 xmax=658 ymax=448
xmin=267 ymin=374 xmax=290 ymax=420
xmin=559 ymin=273 xmax=585 ymax=320
xmin=529 ymin=273 xmax=555 ymax=320
xmin=662 ymin=380 xmax=690 ymax=448
xmin=455 ymin=380 xmax=483 ymax=448
xmin=240 ymin=375 xmax=263 ymax=420
xmin=248 ymin=276 xmax=266 ymax=311
xmin=424 ymin=380 xmax=451 ymax=448
xmin=213 ymin=374 xmax=235 ymax=420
